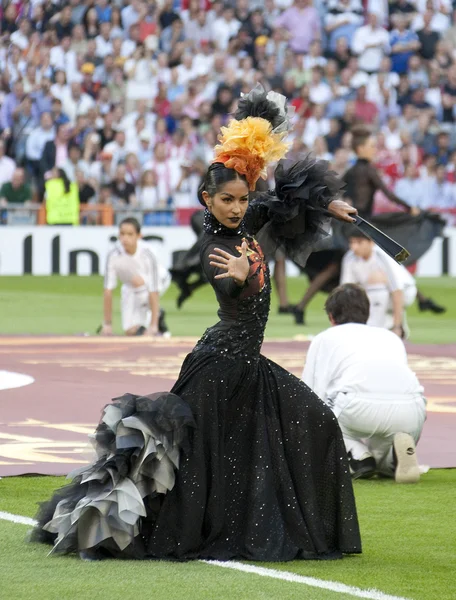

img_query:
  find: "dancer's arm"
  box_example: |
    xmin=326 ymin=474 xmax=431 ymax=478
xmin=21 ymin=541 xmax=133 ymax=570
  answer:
xmin=368 ymin=164 xmax=419 ymax=214
xmin=202 ymin=243 xmax=250 ymax=298
xmin=102 ymin=290 xmax=113 ymax=335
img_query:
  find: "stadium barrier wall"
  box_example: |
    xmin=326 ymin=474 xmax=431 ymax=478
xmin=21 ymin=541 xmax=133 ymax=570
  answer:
xmin=0 ymin=226 xmax=454 ymax=277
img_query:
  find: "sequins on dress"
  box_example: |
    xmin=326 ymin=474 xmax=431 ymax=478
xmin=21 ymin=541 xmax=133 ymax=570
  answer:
xmin=32 ymin=209 xmax=361 ymax=562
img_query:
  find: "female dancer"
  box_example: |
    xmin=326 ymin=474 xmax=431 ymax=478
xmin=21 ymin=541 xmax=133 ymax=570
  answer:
xmin=342 ymin=124 xmax=446 ymax=315
xmin=292 ymin=124 xmax=446 ymax=324
xmin=32 ymin=88 xmax=361 ymax=562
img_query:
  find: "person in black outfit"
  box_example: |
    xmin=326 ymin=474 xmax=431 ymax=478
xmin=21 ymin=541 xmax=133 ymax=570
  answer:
xmin=343 ymin=125 xmax=446 ymax=314
xmin=417 ymin=12 xmax=440 ymax=60
xmin=291 ymin=123 xmax=446 ymax=324
xmin=31 ymin=88 xmax=362 ymax=562
xmin=442 ymin=65 xmax=456 ymax=123
xmin=169 ymin=208 xmax=207 ymax=308
xmin=389 ymin=0 xmax=417 ymax=28
xmin=343 ymin=125 xmax=416 ymax=218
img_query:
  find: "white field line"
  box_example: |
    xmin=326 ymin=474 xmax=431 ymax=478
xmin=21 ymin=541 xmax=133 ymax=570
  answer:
xmin=203 ymin=560 xmax=412 ymax=600
xmin=0 ymin=511 xmax=412 ymax=600
xmin=0 ymin=510 xmax=37 ymax=527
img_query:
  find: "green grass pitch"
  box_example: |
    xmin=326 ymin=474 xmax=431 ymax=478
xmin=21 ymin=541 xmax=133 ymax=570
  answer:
xmin=0 ymin=471 xmax=454 ymax=600
xmin=0 ymin=275 xmax=455 ymax=343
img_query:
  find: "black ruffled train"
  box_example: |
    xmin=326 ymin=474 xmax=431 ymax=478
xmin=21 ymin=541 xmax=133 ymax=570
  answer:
xmin=31 ymin=157 xmax=362 ymax=561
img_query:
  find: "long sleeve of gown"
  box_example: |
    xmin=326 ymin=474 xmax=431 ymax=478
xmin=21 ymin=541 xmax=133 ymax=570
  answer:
xmin=250 ymin=155 xmax=345 ymax=267
xmin=201 ymin=242 xmax=247 ymax=299
xmin=367 ymin=164 xmax=411 ymax=211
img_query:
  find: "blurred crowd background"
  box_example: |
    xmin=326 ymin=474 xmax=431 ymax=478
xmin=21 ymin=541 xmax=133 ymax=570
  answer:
xmin=2 ymin=0 xmax=456 ymax=226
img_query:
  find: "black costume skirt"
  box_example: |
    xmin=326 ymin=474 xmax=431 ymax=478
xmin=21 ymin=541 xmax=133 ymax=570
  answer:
xmin=32 ymin=350 xmax=361 ymax=561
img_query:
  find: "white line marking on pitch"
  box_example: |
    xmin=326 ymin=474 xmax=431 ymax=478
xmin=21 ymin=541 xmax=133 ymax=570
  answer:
xmin=203 ymin=560 xmax=412 ymax=600
xmin=0 ymin=510 xmax=37 ymax=527
xmin=0 ymin=511 xmax=412 ymax=600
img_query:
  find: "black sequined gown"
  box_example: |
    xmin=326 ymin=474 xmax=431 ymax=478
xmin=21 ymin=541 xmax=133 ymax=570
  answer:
xmin=32 ymin=209 xmax=361 ymax=563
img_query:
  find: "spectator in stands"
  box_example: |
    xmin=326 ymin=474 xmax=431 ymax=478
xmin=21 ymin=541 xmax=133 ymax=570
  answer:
xmin=75 ymin=168 xmax=96 ymax=206
xmin=413 ymin=3 xmax=450 ymax=34
xmin=104 ymin=129 xmax=129 ymax=168
xmin=442 ymin=65 xmax=456 ymax=122
xmin=0 ymin=0 xmax=455 ymax=231
xmin=417 ymin=10 xmax=441 ymax=59
xmin=62 ymin=81 xmax=95 ymax=125
xmin=212 ymin=5 xmax=241 ymax=51
xmin=111 ymin=164 xmax=137 ymax=206
xmin=45 ymin=168 xmax=80 ymax=226
xmin=50 ymin=35 xmax=77 ymax=79
xmin=421 ymin=163 xmax=456 ymax=209
xmin=443 ymin=9 xmax=456 ymax=51
xmin=352 ymin=12 xmax=390 ymax=74
xmin=25 ymin=112 xmax=55 ymax=185
xmin=394 ymin=163 xmax=423 ymax=206
xmin=354 ymin=84 xmax=379 ymax=124
xmin=137 ymin=169 xmax=159 ymax=212
xmin=390 ymin=14 xmax=421 ymax=75
xmin=325 ymin=0 xmax=364 ymax=52
xmin=0 ymin=168 xmax=32 ymax=207
xmin=9 ymin=95 xmax=38 ymax=166
xmin=41 ymin=122 xmax=72 ymax=180
xmin=0 ymin=80 xmax=26 ymax=133
xmin=390 ymin=0 xmax=418 ymax=28
xmin=62 ymin=143 xmax=86 ymax=182
xmin=407 ymin=55 xmax=429 ymax=90
xmin=275 ymin=0 xmax=321 ymax=54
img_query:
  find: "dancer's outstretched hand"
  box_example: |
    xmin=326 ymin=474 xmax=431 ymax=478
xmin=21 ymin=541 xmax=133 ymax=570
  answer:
xmin=209 ymin=242 xmax=250 ymax=286
xmin=328 ymin=200 xmax=358 ymax=223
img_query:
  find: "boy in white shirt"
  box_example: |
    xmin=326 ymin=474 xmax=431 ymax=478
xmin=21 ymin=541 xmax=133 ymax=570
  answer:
xmin=302 ymin=283 xmax=426 ymax=483
xmin=100 ymin=217 xmax=170 ymax=336
xmin=340 ymin=229 xmax=417 ymax=337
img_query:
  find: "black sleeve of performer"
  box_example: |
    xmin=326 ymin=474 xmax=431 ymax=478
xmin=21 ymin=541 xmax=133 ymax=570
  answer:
xmin=201 ymin=242 xmax=247 ymax=299
xmin=367 ymin=164 xmax=411 ymax=211
xmin=247 ymin=155 xmax=344 ymax=267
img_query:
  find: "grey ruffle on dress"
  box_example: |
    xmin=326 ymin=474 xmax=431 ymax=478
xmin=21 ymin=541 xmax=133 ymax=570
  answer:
xmin=32 ymin=392 xmax=195 ymax=557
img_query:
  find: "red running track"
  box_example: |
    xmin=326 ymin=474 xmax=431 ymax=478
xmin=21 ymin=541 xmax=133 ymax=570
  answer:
xmin=0 ymin=336 xmax=454 ymax=477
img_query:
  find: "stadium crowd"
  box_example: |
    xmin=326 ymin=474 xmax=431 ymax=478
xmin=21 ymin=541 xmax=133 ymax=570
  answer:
xmin=1 ymin=0 xmax=456 ymax=225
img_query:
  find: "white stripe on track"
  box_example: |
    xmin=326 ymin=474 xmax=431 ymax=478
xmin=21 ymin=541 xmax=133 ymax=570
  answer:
xmin=0 ymin=511 xmax=411 ymax=600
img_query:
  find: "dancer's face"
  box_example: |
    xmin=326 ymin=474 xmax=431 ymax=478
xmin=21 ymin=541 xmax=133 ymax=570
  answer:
xmin=349 ymin=237 xmax=374 ymax=260
xmin=203 ymin=178 xmax=250 ymax=229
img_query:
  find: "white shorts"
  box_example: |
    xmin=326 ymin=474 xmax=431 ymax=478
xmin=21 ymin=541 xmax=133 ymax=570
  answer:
xmin=121 ymin=285 xmax=151 ymax=332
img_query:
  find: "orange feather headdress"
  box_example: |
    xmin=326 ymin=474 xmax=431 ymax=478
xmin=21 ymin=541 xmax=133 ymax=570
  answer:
xmin=213 ymin=116 xmax=290 ymax=191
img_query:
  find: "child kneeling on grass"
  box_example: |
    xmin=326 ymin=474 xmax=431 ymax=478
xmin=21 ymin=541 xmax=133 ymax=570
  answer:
xmin=100 ymin=217 xmax=170 ymax=337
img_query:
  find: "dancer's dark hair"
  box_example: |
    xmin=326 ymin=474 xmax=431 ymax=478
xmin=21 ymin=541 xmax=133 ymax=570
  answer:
xmin=197 ymin=163 xmax=248 ymax=206
xmin=351 ymin=124 xmax=373 ymax=153
xmin=325 ymin=283 xmax=370 ymax=325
